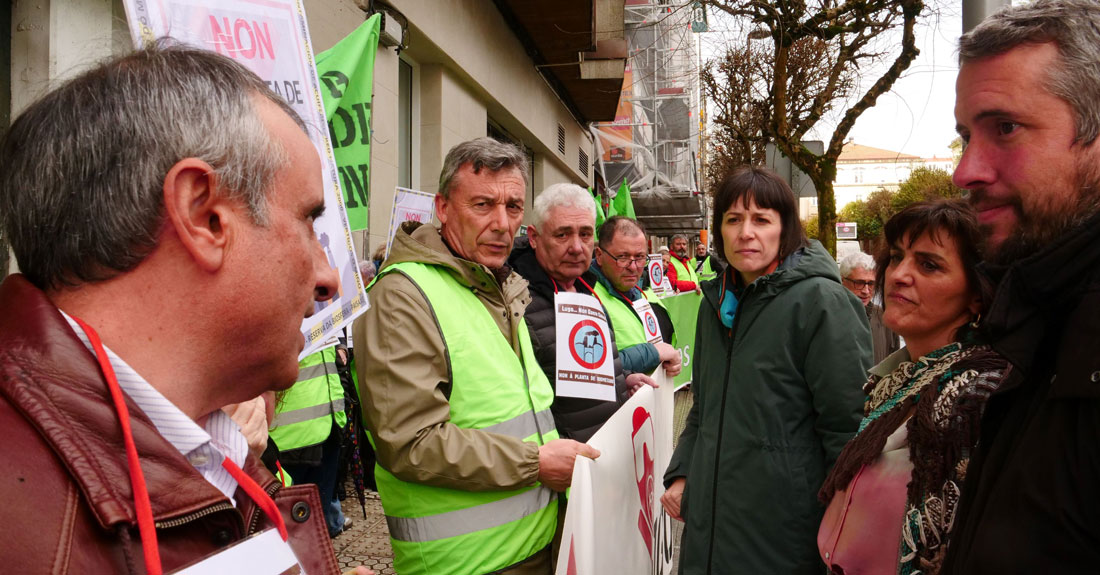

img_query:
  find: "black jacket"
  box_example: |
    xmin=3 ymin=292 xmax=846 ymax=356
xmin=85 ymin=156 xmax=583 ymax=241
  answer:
xmin=943 ymin=212 xmax=1100 ymax=573
xmin=509 ymin=238 xmax=627 ymax=443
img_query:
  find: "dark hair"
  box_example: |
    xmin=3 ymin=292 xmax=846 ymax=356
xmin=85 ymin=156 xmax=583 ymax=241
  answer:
xmin=875 ymin=199 xmax=989 ymax=334
xmin=711 ymin=166 xmax=807 ymax=265
xmin=597 ymin=216 xmax=647 ymax=250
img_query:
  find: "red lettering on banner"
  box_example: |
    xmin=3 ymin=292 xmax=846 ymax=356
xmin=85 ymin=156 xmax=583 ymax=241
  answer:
xmin=209 ymin=16 xmax=236 ymax=55
xmin=208 ymin=16 xmax=275 ymax=60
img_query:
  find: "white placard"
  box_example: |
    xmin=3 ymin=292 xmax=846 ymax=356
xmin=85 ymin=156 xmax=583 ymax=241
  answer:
xmin=632 ymin=298 xmax=664 ymax=344
xmin=556 ymin=373 xmax=675 ymax=575
xmin=554 ymin=292 xmax=617 ymax=402
xmin=648 ymin=256 xmax=673 ymax=296
xmin=174 ymin=528 xmax=302 ymax=574
xmin=385 ymin=187 xmax=436 ymax=256
xmin=120 ymin=0 xmax=369 ymax=359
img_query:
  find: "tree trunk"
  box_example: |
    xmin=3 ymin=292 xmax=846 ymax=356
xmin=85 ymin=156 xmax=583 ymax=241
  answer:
xmin=812 ymin=169 xmax=838 ymax=257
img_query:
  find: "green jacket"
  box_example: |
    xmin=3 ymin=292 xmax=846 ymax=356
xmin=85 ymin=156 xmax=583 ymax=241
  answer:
xmin=665 ymin=241 xmax=870 ymax=575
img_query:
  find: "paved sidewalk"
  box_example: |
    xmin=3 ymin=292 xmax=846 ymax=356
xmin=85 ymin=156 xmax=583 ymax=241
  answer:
xmin=332 ymin=489 xmax=394 ymax=574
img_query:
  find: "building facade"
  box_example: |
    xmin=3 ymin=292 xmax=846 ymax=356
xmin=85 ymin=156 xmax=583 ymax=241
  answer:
xmin=4 ymin=0 xmax=627 ymax=271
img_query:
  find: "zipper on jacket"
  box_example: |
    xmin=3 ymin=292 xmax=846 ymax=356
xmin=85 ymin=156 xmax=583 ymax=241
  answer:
xmin=154 ymin=502 xmax=235 ymax=529
xmin=246 ymin=480 xmax=284 ymax=535
xmin=705 ymin=282 xmax=752 ymax=574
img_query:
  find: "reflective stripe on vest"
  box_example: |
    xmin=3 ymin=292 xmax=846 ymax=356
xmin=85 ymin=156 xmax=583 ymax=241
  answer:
xmin=370 ymin=261 xmax=559 ymax=575
xmin=669 ymin=255 xmax=699 ymax=285
xmin=269 ymin=346 xmax=347 ymax=450
xmin=594 ymin=281 xmax=647 ymax=350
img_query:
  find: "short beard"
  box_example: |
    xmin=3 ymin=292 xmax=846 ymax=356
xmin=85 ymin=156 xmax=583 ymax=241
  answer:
xmin=985 ymin=159 xmax=1100 ymax=265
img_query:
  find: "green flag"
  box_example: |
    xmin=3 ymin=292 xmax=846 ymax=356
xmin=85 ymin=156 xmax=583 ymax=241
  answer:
xmin=316 ymin=16 xmax=381 ymax=232
xmin=590 ymin=187 xmax=606 ymax=232
xmin=612 ymin=178 xmax=636 ymax=220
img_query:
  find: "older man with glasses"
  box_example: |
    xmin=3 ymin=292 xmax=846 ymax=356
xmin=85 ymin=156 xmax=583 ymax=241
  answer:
xmin=839 ymin=252 xmax=900 ymax=364
xmin=591 ymin=216 xmax=682 ymax=377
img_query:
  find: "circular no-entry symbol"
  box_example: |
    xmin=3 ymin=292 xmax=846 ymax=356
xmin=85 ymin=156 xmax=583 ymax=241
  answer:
xmin=568 ymin=319 xmax=608 ymax=370
xmin=645 ymin=312 xmax=658 ymax=337
xmin=650 ymin=263 xmax=663 ymax=286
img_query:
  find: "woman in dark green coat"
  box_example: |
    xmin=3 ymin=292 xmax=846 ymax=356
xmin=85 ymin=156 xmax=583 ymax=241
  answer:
xmin=661 ymin=166 xmax=872 ymax=574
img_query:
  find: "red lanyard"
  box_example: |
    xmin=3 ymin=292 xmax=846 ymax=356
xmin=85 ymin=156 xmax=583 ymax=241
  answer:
xmin=72 ymin=317 xmax=288 ymax=575
xmin=551 ymin=276 xmax=606 ymax=308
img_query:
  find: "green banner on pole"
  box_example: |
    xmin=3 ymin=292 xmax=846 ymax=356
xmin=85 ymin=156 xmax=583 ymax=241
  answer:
xmin=316 ymin=16 xmax=381 ymax=232
xmin=660 ymin=292 xmax=701 ymax=390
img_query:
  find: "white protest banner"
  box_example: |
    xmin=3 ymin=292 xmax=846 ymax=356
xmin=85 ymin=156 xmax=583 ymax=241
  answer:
xmin=385 ymin=187 xmax=435 ymax=255
xmin=120 ymin=0 xmax=368 ymax=359
xmin=554 ymin=292 xmax=617 ymax=402
xmin=632 ymin=298 xmax=664 ymax=344
xmin=556 ymin=373 xmax=675 ymax=575
xmin=647 ymin=257 xmax=667 ymax=296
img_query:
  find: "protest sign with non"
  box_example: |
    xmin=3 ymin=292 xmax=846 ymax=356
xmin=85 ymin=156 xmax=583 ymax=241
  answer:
xmin=120 ymin=0 xmax=369 ymax=358
xmin=556 ymin=373 xmax=675 ymax=575
xmin=385 ymin=187 xmax=436 ymax=256
xmin=316 ymin=16 xmax=380 ymax=232
xmin=554 ymin=291 xmax=617 ymax=402
xmin=661 ymin=292 xmax=701 ymax=390
xmin=632 ymin=298 xmax=664 ymax=345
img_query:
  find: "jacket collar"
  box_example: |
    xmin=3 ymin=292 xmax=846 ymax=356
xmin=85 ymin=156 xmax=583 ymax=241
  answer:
xmin=0 ymin=275 xmax=249 ymax=530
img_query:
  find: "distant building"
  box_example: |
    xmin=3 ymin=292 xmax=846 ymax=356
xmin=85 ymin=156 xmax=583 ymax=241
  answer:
xmin=799 ymin=142 xmax=955 ymax=219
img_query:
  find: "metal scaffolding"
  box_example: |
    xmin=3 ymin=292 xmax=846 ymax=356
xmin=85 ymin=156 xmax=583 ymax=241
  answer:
xmin=592 ymin=0 xmax=705 ymax=237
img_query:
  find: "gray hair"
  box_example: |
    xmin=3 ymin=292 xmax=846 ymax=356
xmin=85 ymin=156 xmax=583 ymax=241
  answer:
xmin=959 ymin=0 xmax=1100 ymax=145
xmin=671 ymin=234 xmax=689 ymax=243
xmin=532 ymin=183 xmax=596 ymax=229
xmin=0 ymin=41 xmax=304 ymax=290
xmin=438 ymin=137 xmax=530 ymax=199
xmin=838 ymin=252 xmax=875 ymax=277
xmin=358 ymin=259 xmax=377 ymax=283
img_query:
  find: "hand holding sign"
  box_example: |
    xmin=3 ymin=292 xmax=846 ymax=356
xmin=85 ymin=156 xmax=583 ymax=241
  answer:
xmin=538 ymin=439 xmax=601 ymax=492
xmin=654 ymin=342 xmax=682 ymax=377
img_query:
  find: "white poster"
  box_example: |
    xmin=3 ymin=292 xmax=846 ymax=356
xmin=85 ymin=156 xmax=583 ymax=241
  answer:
xmin=385 ymin=187 xmax=436 ymax=255
xmin=554 ymin=292 xmax=617 ymax=402
xmin=632 ymin=298 xmax=664 ymax=344
xmin=648 ymin=256 xmax=672 ymax=296
xmin=120 ymin=0 xmax=369 ymax=359
xmin=556 ymin=373 xmax=675 ymax=575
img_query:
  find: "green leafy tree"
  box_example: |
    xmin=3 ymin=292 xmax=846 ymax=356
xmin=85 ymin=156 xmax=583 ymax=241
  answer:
xmin=842 ymin=167 xmax=963 ymax=251
xmin=803 ymin=214 xmax=820 ymax=241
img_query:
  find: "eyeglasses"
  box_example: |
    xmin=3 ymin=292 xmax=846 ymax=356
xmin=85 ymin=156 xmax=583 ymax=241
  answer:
xmin=603 ymin=252 xmax=648 ymax=268
xmin=844 ymin=277 xmax=876 ymax=289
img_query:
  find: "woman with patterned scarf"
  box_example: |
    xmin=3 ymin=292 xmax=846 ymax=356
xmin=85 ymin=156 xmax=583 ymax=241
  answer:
xmin=818 ymin=199 xmax=1011 ymax=574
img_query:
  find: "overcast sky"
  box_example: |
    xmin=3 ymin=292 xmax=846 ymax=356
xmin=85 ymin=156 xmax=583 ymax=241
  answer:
xmin=700 ymin=1 xmax=964 ymax=159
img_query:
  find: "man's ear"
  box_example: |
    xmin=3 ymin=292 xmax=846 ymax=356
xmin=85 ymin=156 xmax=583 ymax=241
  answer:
xmin=527 ymin=224 xmax=540 ymax=250
xmin=163 ymin=158 xmax=235 ymax=272
xmin=434 ymin=193 xmax=449 ymax=226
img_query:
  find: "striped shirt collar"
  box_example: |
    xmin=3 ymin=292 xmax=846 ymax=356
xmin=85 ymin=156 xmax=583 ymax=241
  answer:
xmin=60 ymin=310 xmax=248 ymax=504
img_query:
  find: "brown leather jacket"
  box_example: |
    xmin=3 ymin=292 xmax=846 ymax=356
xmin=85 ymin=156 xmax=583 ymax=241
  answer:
xmin=0 ymin=275 xmax=340 ymax=575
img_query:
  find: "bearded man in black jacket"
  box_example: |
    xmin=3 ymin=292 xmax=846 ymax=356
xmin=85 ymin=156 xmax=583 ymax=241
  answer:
xmin=945 ymin=1 xmax=1100 ymax=571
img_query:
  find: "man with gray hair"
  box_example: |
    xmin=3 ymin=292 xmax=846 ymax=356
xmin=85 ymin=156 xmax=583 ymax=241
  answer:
xmin=838 ymin=252 xmax=899 ymax=364
xmin=945 ymin=0 xmax=1100 ymax=570
xmin=0 ymin=45 xmax=353 ymax=574
xmin=509 ymin=183 xmax=654 ymax=442
xmin=356 ymin=138 xmax=598 ymax=574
